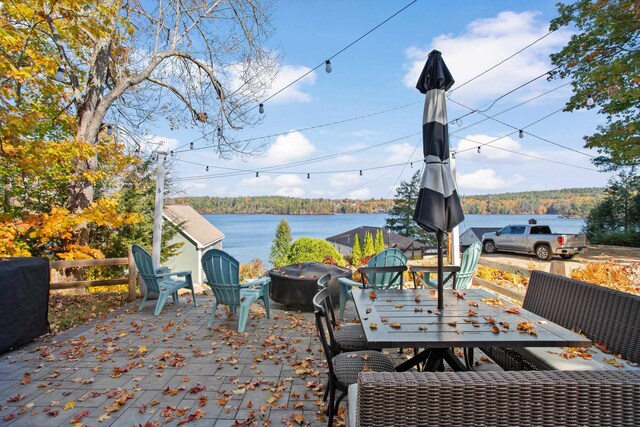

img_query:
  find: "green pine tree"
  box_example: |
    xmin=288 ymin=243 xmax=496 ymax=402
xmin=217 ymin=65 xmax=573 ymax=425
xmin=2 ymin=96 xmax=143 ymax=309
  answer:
xmin=363 ymin=231 xmax=375 ymax=257
xmin=351 ymin=234 xmax=363 ymax=266
xmin=270 ymin=218 xmax=292 ymax=267
xmin=374 ymin=229 xmax=385 ymax=253
xmin=385 ymin=170 xmax=435 ymax=245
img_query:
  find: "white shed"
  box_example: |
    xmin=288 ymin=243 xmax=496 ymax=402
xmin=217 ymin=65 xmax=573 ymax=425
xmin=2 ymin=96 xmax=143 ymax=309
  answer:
xmin=163 ymin=205 xmax=224 ymax=284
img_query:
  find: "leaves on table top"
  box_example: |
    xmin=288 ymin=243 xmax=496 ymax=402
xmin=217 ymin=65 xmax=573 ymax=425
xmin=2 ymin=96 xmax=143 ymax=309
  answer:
xmin=368 ymin=291 xmax=377 ymax=300
xmin=505 ymin=307 xmax=521 ymax=314
xmin=517 ymin=321 xmax=538 ymax=336
xmin=414 ymin=295 xmax=422 ymax=303
xmin=418 ymin=325 xmax=428 ymax=331
xmin=484 ymin=317 xmax=496 ymax=324
xmin=389 ymin=322 xmax=401 ymax=329
xmin=468 ymin=301 xmax=479 ymax=307
xmin=491 ymin=325 xmax=501 ymax=334
xmin=468 ymin=309 xmax=477 ymax=316
xmin=481 ymin=298 xmax=506 ymax=306
xmin=369 ymin=323 xmax=378 ymax=330
xmin=453 ymin=291 xmax=465 ymax=299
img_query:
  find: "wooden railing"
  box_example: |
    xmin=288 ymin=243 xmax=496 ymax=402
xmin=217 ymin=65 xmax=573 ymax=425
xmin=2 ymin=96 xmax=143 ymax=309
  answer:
xmin=49 ymin=247 xmax=137 ymax=302
xmin=471 ymin=258 xmax=532 ymax=303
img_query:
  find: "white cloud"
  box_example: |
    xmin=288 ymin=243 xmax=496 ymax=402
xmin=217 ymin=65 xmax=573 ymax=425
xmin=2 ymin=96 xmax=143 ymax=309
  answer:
xmin=266 ymin=64 xmax=317 ymax=104
xmin=273 ymin=174 xmax=305 ymax=187
xmin=329 ymin=172 xmax=362 ymax=189
xmin=458 ymin=168 xmax=524 ymax=190
xmin=276 ymin=187 xmax=305 ymax=197
xmin=403 ymin=11 xmax=571 ymax=104
xmin=386 ymin=143 xmax=415 ymax=163
xmin=264 ymin=131 xmax=316 ymax=165
xmin=454 ymin=134 xmax=527 ymax=162
xmin=142 ymin=135 xmax=180 ymax=152
xmin=348 ymin=188 xmax=372 ymax=199
xmin=350 ymin=130 xmax=379 ymax=139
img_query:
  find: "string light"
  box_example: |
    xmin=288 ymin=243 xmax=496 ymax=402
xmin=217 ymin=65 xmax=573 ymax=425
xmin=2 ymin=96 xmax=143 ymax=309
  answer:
xmin=189 ymin=142 xmax=194 ymax=150
xmin=519 ymin=130 xmax=524 ymax=139
xmin=325 ymin=60 xmax=332 ymax=73
xmin=106 ymin=125 xmax=113 ymax=135
xmin=307 ymin=173 xmax=310 ymax=179
xmin=477 ymin=146 xmax=481 ymax=154
xmin=55 ymin=66 xmax=65 ymax=82
xmin=206 ymin=166 xmax=209 ymax=172
xmin=410 ymin=162 xmax=413 ymax=168
xmin=259 ymin=103 xmax=264 ymax=114
xmin=256 ymin=171 xmax=259 ymax=177
xmin=359 ymin=170 xmax=363 ymax=176
xmin=170 ymin=151 xmax=175 ymax=157
xmin=217 ymin=127 xmax=223 ymax=138
xmin=586 ymin=95 xmax=595 ymax=107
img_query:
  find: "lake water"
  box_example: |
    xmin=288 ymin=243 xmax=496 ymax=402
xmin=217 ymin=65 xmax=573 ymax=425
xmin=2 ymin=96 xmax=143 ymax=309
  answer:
xmin=203 ymin=213 xmax=586 ymax=265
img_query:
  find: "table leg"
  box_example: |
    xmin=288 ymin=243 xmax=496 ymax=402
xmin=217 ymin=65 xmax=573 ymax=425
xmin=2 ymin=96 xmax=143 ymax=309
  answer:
xmin=464 ymin=348 xmax=475 ymax=370
xmin=395 ymin=348 xmax=432 ymax=372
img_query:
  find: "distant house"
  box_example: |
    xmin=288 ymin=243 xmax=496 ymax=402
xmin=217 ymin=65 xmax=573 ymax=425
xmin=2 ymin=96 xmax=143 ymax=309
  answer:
xmin=326 ymin=226 xmax=428 ymax=260
xmin=460 ymin=227 xmax=500 ymax=251
xmin=163 ymin=205 xmax=224 ymax=284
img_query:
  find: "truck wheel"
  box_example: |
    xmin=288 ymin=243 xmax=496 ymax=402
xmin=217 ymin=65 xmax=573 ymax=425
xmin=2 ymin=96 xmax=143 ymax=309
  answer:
xmin=535 ymin=244 xmax=552 ymax=261
xmin=560 ymin=254 xmax=575 ymax=260
xmin=483 ymin=241 xmax=496 ymax=254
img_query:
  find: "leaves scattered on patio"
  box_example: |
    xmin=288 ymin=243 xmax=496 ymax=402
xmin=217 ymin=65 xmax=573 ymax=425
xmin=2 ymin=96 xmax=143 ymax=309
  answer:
xmin=2 ymin=302 xmax=347 ymax=426
xmin=48 ymin=292 xmax=130 ymax=334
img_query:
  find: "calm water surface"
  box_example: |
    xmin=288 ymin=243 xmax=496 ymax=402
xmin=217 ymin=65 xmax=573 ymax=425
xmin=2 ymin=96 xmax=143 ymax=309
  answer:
xmin=203 ymin=213 xmax=585 ymax=265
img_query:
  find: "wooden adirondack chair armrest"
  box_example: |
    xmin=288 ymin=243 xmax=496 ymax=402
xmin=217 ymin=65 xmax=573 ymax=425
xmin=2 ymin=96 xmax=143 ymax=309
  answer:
xmin=241 ymin=277 xmax=270 ymax=289
xmin=155 ymin=270 xmax=192 ymax=278
xmin=338 ymin=277 xmax=363 ymax=289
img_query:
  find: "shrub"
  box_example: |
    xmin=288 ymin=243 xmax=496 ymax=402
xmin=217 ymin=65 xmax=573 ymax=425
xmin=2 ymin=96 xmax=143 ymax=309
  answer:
xmin=240 ymin=258 xmax=267 ymax=282
xmin=571 ymin=261 xmax=640 ymax=294
xmin=287 ymin=237 xmax=345 ymax=266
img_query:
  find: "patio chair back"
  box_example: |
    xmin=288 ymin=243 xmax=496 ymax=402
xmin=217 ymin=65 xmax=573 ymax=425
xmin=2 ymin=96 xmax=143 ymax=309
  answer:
xmin=455 ymin=241 xmax=482 ymax=289
xmin=366 ymin=248 xmax=407 ymax=289
xmin=201 ymin=249 xmax=241 ymax=307
xmin=317 ymin=273 xmax=338 ymax=327
xmin=313 ymin=286 xmax=340 ymax=368
xmin=131 ymin=244 xmax=161 ymax=294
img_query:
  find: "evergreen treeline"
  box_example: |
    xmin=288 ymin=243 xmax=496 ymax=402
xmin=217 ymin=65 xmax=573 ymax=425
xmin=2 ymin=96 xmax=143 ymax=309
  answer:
xmin=172 ymin=188 xmax=604 ymax=217
xmin=172 ymin=196 xmax=393 ymax=214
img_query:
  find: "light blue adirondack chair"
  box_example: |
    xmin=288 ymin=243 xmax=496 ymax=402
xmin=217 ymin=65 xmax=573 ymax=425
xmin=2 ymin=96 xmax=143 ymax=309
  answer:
xmin=201 ymin=249 xmax=270 ymax=333
xmin=131 ymin=244 xmax=197 ymax=316
xmin=338 ymin=248 xmax=408 ymax=319
xmin=413 ymin=241 xmax=482 ymax=290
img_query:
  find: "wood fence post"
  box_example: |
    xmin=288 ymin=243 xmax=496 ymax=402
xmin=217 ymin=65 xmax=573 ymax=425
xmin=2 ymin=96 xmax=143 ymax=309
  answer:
xmin=128 ymin=247 xmax=137 ymax=302
xmin=549 ymin=260 xmax=567 ymax=277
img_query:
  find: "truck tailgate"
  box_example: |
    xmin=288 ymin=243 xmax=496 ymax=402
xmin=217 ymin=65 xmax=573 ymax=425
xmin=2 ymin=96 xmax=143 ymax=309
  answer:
xmin=562 ymin=235 xmax=587 ymax=247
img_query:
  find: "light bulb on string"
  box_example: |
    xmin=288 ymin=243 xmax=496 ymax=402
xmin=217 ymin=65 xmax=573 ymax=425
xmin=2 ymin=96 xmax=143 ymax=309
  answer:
xmin=410 ymin=162 xmax=413 ymax=168
xmin=259 ymin=103 xmax=264 ymax=114
xmin=189 ymin=142 xmax=194 ymax=150
xmin=307 ymin=173 xmax=310 ymax=179
xmin=206 ymin=166 xmax=209 ymax=172
xmin=519 ymin=130 xmax=524 ymax=139
xmin=325 ymin=60 xmax=332 ymax=73
xmin=256 ymin=171 xmax=259 ymax=178
xmin=217 ymin=127 xmax=223 ymax=138
xmin=105 ymin=125 xmax=113 ymax=135
xmin=359 ymin=170 xmax=363 ymax=176
xmin=170 ymin=150 xmax=175 ymax=157
xmin=55 ymin=66 xmax=65 ymax=82
xmin=477 ymin=146 xmax=481 ymax=154
xmin=586 ymin=95 xmax=595 ymax=107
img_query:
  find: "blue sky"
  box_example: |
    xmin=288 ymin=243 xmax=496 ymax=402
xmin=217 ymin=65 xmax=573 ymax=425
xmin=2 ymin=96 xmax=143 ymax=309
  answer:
xmin=153 ymin=0 xmax=615 ymax=199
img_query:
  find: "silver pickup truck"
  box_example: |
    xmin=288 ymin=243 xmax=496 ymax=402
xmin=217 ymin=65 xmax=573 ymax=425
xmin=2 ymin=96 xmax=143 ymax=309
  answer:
xmin=481 ymin=224 xmax=588 ymax=261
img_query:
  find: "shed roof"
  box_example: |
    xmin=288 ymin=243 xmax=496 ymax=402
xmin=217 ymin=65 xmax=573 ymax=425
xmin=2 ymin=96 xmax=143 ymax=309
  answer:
xmin=326 ymin=226 xmax=426 ymax=251
xmin=462 ymin=227 xmax=501 ymax=240
xmin=163 ymin=205 xmax=224 ymax=248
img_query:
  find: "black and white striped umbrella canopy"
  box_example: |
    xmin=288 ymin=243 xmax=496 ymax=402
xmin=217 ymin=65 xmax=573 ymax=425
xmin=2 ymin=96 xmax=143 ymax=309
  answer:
xmin=413 ymin=50 xmax=464 ymax=234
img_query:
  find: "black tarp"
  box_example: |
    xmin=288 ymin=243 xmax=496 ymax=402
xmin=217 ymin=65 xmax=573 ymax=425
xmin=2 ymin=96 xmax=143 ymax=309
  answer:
xmin=0 ymin=257 xmax=49 ymax=353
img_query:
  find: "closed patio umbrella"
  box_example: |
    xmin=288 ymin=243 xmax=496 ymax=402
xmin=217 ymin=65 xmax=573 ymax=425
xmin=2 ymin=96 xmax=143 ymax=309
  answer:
xmin=413 ymin=50 xmax=464 ymax=310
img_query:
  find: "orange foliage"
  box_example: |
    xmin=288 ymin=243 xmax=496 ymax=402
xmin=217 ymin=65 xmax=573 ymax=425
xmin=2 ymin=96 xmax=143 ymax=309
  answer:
xmin=570 ymin=261 xmax=640 ymax=295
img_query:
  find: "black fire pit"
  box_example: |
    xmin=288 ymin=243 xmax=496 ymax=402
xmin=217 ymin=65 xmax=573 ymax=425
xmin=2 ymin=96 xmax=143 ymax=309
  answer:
xmin=268 ymin=262 xmax=352 ymax=310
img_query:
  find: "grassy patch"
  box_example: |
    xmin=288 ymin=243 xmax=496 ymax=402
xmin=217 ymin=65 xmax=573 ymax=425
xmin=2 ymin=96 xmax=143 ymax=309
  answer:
xmin=49 ymin=292 xmax=130 ymax=335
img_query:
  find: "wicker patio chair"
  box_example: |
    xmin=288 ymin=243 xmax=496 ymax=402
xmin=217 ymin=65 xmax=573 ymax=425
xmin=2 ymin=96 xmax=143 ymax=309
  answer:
xmin=313 ymin=286 xmax=395 ymax=426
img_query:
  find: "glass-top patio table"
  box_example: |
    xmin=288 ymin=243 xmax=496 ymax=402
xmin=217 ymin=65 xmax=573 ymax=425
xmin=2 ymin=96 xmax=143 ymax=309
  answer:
xmin=352 ymin=287 xmax=592 ymax=372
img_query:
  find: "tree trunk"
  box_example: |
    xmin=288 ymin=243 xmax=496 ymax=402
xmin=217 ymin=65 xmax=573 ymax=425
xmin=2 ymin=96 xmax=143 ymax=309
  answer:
xmin=66 ymin=37 xmax=112 ymax=246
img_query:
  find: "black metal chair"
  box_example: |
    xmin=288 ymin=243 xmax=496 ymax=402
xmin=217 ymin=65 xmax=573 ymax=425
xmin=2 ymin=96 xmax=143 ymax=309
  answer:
xmin=313 ymin=286 xmax=395 ymax=426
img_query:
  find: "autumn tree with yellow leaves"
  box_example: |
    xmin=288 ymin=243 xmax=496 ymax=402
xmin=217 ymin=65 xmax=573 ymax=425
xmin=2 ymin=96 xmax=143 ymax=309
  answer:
xmin=0 ymin=0 xmax=276 ymax=259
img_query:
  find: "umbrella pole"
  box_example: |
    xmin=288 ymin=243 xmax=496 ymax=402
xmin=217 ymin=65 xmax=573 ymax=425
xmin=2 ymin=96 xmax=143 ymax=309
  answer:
xmin=437 ymin=230 xmax=444 ymax=311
